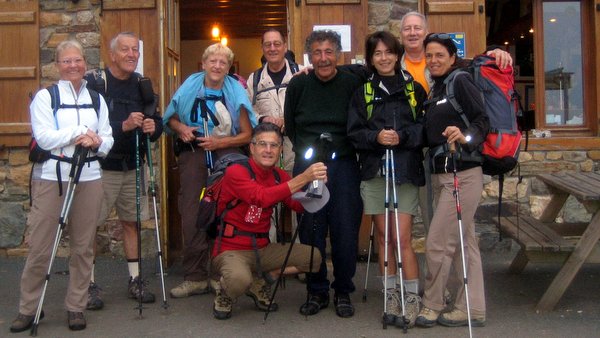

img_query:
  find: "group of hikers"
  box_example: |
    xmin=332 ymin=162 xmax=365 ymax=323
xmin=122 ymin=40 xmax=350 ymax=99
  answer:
xmin=11 ymin=11 xmax=514 ymax=334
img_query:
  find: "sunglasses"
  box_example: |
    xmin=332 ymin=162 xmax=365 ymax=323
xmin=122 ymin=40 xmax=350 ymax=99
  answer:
xmin=427 ymin=33 xmax=451 ymax=40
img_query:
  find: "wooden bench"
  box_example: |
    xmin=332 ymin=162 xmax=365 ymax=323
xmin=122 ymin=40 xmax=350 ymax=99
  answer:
xmin=497 ymin=216 xmax=584 ymax=274
xmin=495 ymin=171 xmax=600 ymax=311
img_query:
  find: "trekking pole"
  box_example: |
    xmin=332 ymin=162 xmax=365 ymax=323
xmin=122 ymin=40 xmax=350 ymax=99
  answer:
xmin=382 ymin=147 xmax=391 ymax=329
xmin=31 ymin=145 xmax=89 ymax=336
xmin=362 ymin=220 xmax=375 ymax=302
xmin=449 ymin=142 xmax=473 ymax=338
xmin=134 ymin=130 xmax=144 ymax=318
xmin=146 ymin=133 xmax=168 ymax=309
xmin=389 ymin=148 xmax=409 ymax=333
xmin=200 ymin=110 xmax=214 ymax=174
xmin=263 ymin=212 xmax=305 ymax=323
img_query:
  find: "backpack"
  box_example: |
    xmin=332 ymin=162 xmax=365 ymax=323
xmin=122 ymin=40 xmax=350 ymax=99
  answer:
xmin=445 ymin=54 xmax=524 ymax=240
xmin=445 ymin=54 xmax=523 ymax=176
xmin=28 ymin=84 xmax=101 ymax=163
xmin=251 ymin=50 xmax=299 ymax=105
xmin=195 ymin=153 xmax=280 ymax=239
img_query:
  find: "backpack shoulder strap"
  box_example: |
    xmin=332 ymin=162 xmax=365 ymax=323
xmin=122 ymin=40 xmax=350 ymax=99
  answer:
xmin=252 ymin=67 xmax=263 ymax=105
xmin=47 ymin=84 xmax=60 ymax=117
xmin=444 ymin=69 xmax=471 ymax=128
xmin=88 ymin=89 xmax=101 ymax=117
xmin=364 ymin=81 xmax=374 ymax=120
xmin=400 ymin=69 xmax=417 ymax=121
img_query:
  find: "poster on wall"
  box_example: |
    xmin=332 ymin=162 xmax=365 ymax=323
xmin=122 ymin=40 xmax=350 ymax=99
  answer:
xmin=448 ymin=33 xmax=465 ymax=58
xmin=135 ymin=40 xmax=144 ymax=76
xmin=313 ymin=25 xmax=351 ymax=52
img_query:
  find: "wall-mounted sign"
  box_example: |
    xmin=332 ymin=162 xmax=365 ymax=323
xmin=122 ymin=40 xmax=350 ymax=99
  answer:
xmin=312 ymin=25 xmax=351 ymax=52
xmin=449 ymin=33 xmax=466 ymax=58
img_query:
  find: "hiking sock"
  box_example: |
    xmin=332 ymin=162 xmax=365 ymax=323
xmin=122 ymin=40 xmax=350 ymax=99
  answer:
xmin=90 ymin=261 xmax=96 ymax=283
xmin=127 ymin=259 xmax=139 ymax=278
xmin=401 ymin=279 xmax=419 ymax=295
xmin=263 ymin=272 xmax=277 ymax=285
xmin=380 ymin=275 xmax=397 ymax=289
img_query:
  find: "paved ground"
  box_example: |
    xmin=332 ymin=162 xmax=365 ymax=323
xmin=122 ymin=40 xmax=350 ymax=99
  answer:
xmin=2 ymin=244 xmax=600 ymax=338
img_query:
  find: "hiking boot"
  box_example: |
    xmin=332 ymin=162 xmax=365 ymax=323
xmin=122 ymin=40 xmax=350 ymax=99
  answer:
xmin=10 ymin=311 xmax=44 ymax=333
xmin=213 ymin=288 xmax=233 ymax=320
xmin=245 ymin=278 xmax=278 ymax=312
xmin=415 ymin=307 xmax=440 ymax=328
xmin=382 ymin=289 xmax=401 ymax=326
xmin=128 ymin=276 xmax=156 ymax=303
xmin=67 ymin=311 xmax=86 ymax=331
xmin=438 ymin=308 xmax=486 ymax=327
xmin=401 ymin=292 xmax=421 ymax=328
xmin=86 ymin=282 xmax=104 ymax=310
xmin=299 ymin=292 xmax=329 ymax=316
xmin=170 ymin=280 xmax=209 ymax=298
xmin=333 ymin=292 xmax=354 ymax=318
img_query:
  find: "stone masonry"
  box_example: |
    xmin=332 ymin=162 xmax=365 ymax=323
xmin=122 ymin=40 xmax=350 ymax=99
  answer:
xmin=0 ymin=0 xmax=159 ymax=259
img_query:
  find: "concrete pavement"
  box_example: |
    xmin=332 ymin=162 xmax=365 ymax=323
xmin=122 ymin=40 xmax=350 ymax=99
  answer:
xmin=2 ymin=244 xmax=600 ymax=337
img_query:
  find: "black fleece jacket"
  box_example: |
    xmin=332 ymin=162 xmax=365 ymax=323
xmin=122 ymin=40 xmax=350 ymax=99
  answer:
xmin=347 ymin=72 xmax=427 ymax=185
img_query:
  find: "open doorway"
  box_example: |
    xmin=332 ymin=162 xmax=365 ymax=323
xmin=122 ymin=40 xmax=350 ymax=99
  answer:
xmin=166 ymin=0 xmax=288 ymax=261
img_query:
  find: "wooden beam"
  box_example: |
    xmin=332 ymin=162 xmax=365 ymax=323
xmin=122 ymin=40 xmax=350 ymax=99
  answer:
xmin=103 ymin=0 xmax=155 ymax=10
xmin=426 ymin=1 xmax=474 ymax=13
xmin=0 ymin=11 xmax=35 ymax=24
xmin=0 ymin=67 xmax=36 ymax=79
xmin=0 ymin=123 xmax=31 ymax=134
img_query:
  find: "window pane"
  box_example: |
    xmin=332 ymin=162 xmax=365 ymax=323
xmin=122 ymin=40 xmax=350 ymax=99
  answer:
xmin=543 ymin=1 xmax=584 ymax=126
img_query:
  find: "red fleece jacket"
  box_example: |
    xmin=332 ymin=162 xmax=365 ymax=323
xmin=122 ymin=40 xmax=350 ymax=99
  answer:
xmin=212 ymin=158 xmax=303 ymax=256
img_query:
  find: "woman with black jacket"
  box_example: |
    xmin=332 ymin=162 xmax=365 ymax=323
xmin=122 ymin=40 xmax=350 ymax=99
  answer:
xmin=347 ymin=31 xmax=427 ymax=329
xmin=415 ymin=33 xmax=489 ymax=329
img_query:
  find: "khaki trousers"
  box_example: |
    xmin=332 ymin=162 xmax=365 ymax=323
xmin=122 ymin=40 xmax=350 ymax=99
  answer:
xmin=422 ymin=166 xmax=486 ymax=316
xmin=19 ymin=179 xmax=102 ymax=314
xmin=213 ymin=243 xmax=321 ymax=299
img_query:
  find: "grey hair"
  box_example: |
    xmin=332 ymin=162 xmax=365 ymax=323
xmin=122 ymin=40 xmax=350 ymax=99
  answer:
xmin=55 ymin=39 xmax=84 ymax=62
xmin=400 ymin=11 xmax=428 ymax=31
xmin=304 ymin=30 xmax=342 ymax=54
xmin=110 ymin=32 xmax=139 ymax=51
xmin=202 ymin=43 xmax=234 ymax=66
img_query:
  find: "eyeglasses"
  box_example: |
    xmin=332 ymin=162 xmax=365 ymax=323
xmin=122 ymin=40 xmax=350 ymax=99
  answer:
xmin=427 ymin=33 xmax=451 ymax=40
xmin=57 ymin=58 xmax=85 ymax=65
xmin=262 ymin=41 xmax=284 ymax=49
xmin=252 ymin=140 xmax=281 ymax=149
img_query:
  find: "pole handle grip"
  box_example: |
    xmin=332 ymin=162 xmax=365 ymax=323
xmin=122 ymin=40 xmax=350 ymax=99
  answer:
xmin=448 ymin=142 xmax=456 ymax=153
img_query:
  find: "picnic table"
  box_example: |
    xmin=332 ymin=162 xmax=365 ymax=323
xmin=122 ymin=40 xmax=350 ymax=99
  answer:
xmin=497 ymin=171 xmax=600 ymax=311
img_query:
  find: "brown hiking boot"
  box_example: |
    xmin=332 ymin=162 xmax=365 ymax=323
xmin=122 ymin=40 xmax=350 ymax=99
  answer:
xmin=438 ymin=308 xmax=486 ymax=327
xmin=67 ymin=311 xmax=86 ymax=331
xmin=10 ymin=311 xmax=44 ymax=333
xmin=170 ymin=280 xmax=209 ymax=298
xmin=213 ymin=288 xmax=233 ymax=320
xmin=245 ymin=278 xmax=278 ymax=312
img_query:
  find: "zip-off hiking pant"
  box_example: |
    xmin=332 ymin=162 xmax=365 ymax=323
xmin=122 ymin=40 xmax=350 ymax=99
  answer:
xmin=19 ymin=179 xmax=102 ymax=314
xmin=422 ymin=166 xmax=486 ymax=316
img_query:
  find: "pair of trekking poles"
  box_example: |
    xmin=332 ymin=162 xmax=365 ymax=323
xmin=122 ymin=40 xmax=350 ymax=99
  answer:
xmin=30 ymin=130 xmax=168 ymax=336
xmin=362 ymin=142 xmax=474 ymax=337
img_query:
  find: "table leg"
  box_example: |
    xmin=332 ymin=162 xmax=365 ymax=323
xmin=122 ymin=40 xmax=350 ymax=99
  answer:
xmin=538 ymin=192 xmax=568 ymax=223
xmin=508 ymin=248 xmax=529 ymax=274
xmin=536 ymin=211 xmax=600 ymax=312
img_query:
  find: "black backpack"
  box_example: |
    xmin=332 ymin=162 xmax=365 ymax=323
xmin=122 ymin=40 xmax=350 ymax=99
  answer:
xmin=28 ymin=84 xmax=101 ymax=163
xmin=251 ymin=50 xmax=299 ymax=105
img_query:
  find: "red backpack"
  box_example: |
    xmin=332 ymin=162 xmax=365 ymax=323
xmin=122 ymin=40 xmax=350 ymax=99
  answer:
xmin=445 ymin=54 xmax=523 ymax=176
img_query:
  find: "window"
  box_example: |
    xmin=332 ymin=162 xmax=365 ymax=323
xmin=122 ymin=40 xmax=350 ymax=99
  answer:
xmin=542 ymin=1 xmax=584 ymax=126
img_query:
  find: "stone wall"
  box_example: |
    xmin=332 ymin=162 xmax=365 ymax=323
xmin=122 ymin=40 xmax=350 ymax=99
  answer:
xmin=0 ymin=0 xmax=158 ymax=259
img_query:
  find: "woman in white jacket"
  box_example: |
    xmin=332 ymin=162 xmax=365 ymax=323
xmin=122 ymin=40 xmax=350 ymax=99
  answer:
xmin=10 ymin=39 xmax=113 ymax=333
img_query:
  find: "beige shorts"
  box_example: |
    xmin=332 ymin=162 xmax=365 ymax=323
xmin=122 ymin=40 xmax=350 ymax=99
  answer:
xmin=98 ymin=169 xmax=149 ymax=225
xmin=360 ymin=177 xmax=419 ymax=215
